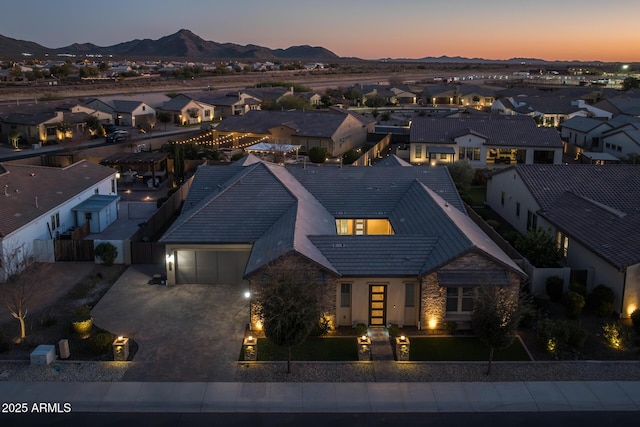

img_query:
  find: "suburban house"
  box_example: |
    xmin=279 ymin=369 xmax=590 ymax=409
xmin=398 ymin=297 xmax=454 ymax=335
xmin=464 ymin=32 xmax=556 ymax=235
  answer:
xmin=0 ymin=161 xmax=119 ymax=281
xmin=157 ymin=94 xmax=215 ymax=126
xmin=160 ymin=155 xmax=525 ymax=330
xmin=486 ymin=164 xmax=640 ymax=318
xmin=408 ymin=115 xmax=564 ymax=166
xmin=560 ymin=116 xmax=614 ymax=155
xmin=458 ymin=85 xmax=497 ymax=110
xmin=212 ymin=108 xmax=375 ymax=157
xmin=601 ymin=121 xmax=640 ymax=159
xmin=592 ymin=95 xmax=640 ymax=118
xmin=84 ymin=98 xmax=156 ymax=129
xmin=491 ymin=95 xmax=586 ymax=127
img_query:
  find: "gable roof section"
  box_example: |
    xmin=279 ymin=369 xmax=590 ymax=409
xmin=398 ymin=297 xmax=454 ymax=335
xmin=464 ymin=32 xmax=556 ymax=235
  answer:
xmin=0 ymin=161 xmax=115 ymax=237
xmin=561 ymin=116 xmax=613 ymax=133
xmin=111 ymin=100 xmax=145 ymax=113
xmin=539 ymin=192 xmax=640 ymax=269
xmin=214 ymin=110 xmax=348 ymax=139
xmin=410 ymin=115 xmax=563 ymax=148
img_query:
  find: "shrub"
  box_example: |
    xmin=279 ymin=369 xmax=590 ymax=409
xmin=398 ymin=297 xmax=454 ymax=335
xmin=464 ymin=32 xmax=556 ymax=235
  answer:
xmin=545 ymin=276 xmax=564 ymax=302
xmin=568 ymin=282 xmax=587 ymax=297
xmin=602 ymin=321 xmax=629 ymax=349
xmin=342 ymin=149 xmax=359 ymax=165
xmin=562 ymin=291 xmax=585 ymax=319
xmin=444 ymin=321 xmax=458 ymax=335
xmin=94 ymin=242 xmax=118 ymax=266
xmin=387 ymin=323 xmax=400 ymax=338
xmin=355 ymin=323 xmax=368 ymax=337
xmin=308 ymin=147 xmax=327 ymax=163
xmin=309 ymin=316 xmax=332 ymax=337
xmin=40 ymin=309 xmax=57 ymax=327
xmin=88 ymin=332 xmax=115 ymax=356
xmin=587 ymin=285 xmax=616 ymax=317
xmin=71 ymin=306 xmax=93 ymax=336
xmin=537 ymin=318 xmax=569 ymax=353
xmin=631 ymin=309 xmax=640 ymax=334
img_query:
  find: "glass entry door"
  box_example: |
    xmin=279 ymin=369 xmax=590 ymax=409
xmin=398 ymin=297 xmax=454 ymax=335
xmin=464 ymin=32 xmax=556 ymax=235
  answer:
xmin=369 ymin=284 xmax=387 ymax=326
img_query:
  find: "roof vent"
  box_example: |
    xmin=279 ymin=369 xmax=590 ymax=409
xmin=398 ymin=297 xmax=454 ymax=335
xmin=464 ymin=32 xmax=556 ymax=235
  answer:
xmin=332 ymin=243 xmax=345 ymax=248
xmin=30 ymin=173 xmax=36 ymax=177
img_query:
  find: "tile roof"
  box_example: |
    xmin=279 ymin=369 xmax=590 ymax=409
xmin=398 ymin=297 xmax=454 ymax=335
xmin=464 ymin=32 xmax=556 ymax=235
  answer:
xmin=162 ymin=159 xmax=524 ymax=278
xmin=214 ymin=110 xmax=350 ymax=138
xmin=410 ymin=115 xmax=563 ymax=148
xmin=560 ymin=116 xmax=613 ymax=133
xmin=0 ymin=161 xmax=116 ymax=237
xmin=111 ymin=100 xmax=145 ymax=113
xmin=495 ymin=164 xmax=640 ymax=269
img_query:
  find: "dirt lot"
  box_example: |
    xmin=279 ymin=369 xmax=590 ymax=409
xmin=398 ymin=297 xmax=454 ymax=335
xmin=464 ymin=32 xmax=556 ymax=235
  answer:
xmin=0 ymin=263 xmax=128 ymax=360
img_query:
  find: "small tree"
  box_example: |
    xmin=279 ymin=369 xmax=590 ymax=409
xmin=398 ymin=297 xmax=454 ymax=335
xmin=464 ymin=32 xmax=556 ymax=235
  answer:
xmin=308 ymin=147 xmax=327 ymax=164
xmin=472 ymin=284 xmax=522 ymax=375
xmin=0 ymin=246 xmax=44 ymax=342
xmin=8 ymin=129 xmax=21 ymax=149
xmin=446 ymin=159 xmax=474 ymax=193
xmin=514 ymin=228 xmax=562 ymax=268
xmin=253 ymin=256 xmax=328 ymax=373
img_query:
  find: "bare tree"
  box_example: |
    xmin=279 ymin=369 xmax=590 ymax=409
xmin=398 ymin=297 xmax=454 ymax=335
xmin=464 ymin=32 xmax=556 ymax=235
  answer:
xmin=0 ymin=245 xmax=41 ymax=342
xmin=471 ymin=283 xmax=523 ymax=375
xmin=252 ymin=255 xmax=329 ymax=373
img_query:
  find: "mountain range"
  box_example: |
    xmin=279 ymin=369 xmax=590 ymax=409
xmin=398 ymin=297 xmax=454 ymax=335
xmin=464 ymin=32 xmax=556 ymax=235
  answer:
xmin=0 ymin=29 xmax=341 ymax=61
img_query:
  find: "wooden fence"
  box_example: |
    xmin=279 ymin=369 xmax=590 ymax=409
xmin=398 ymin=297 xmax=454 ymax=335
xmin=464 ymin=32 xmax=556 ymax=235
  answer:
xmin=55 ymin=239 xmax=95 ymax=262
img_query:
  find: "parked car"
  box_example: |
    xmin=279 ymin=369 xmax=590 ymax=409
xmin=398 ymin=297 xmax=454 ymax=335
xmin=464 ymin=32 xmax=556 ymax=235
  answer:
xmin=103 ymin=124 xmax=118 ymax=134
xmin=105 ymin=130 xmax=130 ymax=143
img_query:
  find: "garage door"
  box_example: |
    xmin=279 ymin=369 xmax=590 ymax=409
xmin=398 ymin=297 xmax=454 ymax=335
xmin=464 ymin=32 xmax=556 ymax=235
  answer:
xmin=175 ymin=249 xmax=250 ymax=284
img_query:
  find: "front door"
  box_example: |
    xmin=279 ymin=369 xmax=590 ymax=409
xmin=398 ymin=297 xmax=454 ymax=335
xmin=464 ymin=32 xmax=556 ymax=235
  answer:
xmin=369 ymin=284 xmax=387 ymax=326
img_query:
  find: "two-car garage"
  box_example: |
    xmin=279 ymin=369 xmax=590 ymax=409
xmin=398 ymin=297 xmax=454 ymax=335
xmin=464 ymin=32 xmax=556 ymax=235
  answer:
xmin=167 ymin=245 xmax=252 ymax=285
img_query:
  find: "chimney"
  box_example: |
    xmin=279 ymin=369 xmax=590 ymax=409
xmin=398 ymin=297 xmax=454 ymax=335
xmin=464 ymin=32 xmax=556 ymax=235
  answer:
xmin=4 ymin=185 xmax=8 ymax=196
xmin=35 ymin=197 xmax=38 ymax=208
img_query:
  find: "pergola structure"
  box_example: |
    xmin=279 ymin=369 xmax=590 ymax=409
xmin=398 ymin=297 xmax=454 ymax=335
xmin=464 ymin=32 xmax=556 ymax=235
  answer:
xmin=245 ymin=142 xmax=300 ymax=164
xmin=99 ymin=152 xmax=169 ymax=187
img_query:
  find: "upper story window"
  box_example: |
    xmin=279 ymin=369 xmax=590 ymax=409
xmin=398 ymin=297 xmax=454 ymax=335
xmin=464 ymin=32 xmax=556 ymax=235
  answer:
xmin=336 ymin=219 xmax=394 ymax=235
xmin=556 ymin=231 xmax=569 ymax=259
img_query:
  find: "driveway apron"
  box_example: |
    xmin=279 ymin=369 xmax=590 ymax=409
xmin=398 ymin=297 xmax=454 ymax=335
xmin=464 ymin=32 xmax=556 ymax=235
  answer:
xmin=92 ymin=265 xmax=248 ymax=381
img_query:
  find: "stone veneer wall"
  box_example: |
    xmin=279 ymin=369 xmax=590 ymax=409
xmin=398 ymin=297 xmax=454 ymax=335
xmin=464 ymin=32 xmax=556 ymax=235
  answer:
xmin=420 ymin=251 xmax=522 ymax=331
xmin=247 ymin=254 xmax=337 ymax=332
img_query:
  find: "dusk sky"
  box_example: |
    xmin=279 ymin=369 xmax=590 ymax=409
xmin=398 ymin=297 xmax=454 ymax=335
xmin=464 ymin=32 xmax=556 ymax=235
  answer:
xmin=2 ymin=0 xmax=639 ymax=62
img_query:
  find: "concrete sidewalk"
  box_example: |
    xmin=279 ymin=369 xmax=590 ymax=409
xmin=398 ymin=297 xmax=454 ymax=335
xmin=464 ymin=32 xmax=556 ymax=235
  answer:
xmin=1 ymin=381 xmax=639 ymax=413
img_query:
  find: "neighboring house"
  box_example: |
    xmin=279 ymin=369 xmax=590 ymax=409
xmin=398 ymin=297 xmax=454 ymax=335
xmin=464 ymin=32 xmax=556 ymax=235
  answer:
xmin=593 ymin=96 xmax=640 ymax=118
xmin=600 ymin=123 xmax=640 ymax=158
xmin=212 ymin=109 xmax=375 ymax=157
xmin=421 ymin=85 xmax=461 ymax=106
xmin=458 ymin=85 xmax=497 ymax=109
xmin=0 ymin=110 xmax=62 ymax=146
xmin=491 ymin=95 xmax=586 ymax=127
xmin=0 ymin=161 xmax=118 ymax=281
xmin=560 ymin=116 xmax=614 ymax=154
xmin=158 ymin=94 xmax=215 ymax=125
xmin=110 ymin=100 xmax=156 ymax=128
xmin=486 ymin=164 xmax=640 ymax=318
xmin=194 ymin=92 xmax=254 ymax=119
xmin=84 ymin=98 xmax=155 ymax=128
xmin=160 ymin=155 xmax=524 ymax=330
xmin=409 ymin=115 xmax=564 ymax=166
xmin=297 ymin=92 xmax=323 ymax=106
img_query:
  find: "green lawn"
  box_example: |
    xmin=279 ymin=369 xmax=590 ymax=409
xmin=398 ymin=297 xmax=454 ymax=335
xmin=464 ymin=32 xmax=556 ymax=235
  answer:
xmin=243 ymin=337 xmax=358 ymax=361
xmin=408 ymin=337 xmax=531 ymax=361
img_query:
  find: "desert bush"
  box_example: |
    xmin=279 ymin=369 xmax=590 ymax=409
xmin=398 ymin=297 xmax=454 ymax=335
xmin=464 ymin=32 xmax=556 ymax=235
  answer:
xmin=566 ymin=322 xmax=588 ymax=349
xmin=537 ymin=318 xmax=587 ymax=353
xmin=71 ymin=306 xmax=93 ymax=336
xmin=88 ymin=332 xmax=115 ymax=355
xmin=587 ymin=285 xmax=616 ymax=317
xmin=562 ymin=290 xmax=585 ymax=319
xmin=308 ymin=315 xmax=332 ymax=337
xmin=568 ymin=282 xmax=587 ymax=297
xmin=308 ymin=147 xmax=327 ymax=163
xmin=602 ymin=321 xmax=630 ymax=349
xmin=39 ymin=309 xmax=57 ymax=327
xmin=545 ymin=276 xmax=564 ymax=302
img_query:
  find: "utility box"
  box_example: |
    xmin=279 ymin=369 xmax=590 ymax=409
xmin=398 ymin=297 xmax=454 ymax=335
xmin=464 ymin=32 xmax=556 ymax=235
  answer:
xmin=112 ymin=336 xmax=130 ymax=361
xmin=57 ymin=339 xmax=70 ymax=359
xmin=30 ymin=345 xmax=57 ymax=366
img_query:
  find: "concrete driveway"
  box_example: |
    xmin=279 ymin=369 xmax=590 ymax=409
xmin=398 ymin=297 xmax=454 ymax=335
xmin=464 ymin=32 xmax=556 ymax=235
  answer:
xmin=92 ymin=265 xmax=249 ymax=382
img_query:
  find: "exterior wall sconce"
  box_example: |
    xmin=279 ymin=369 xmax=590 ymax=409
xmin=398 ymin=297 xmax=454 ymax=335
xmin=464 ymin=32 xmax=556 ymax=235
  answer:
xmin=166 ymin=253 xmax=174 ymax=271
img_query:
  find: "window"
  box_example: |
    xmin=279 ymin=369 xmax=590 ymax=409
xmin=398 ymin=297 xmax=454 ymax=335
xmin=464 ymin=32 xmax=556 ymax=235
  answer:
xmin=415 ymin=145 xmax=422 ymax=159
xmin=405 ymin=283 xmax=415 ymax=307
xmin=340 ymin=284 xmax=351 ymax=307
xmin=527 ymin=210 xmax=538 ymax=231
xmin=204 ymin=110 xmax=211 ymax=117
xmin=516 ymin=202 xmax=520 ymax=217
xmin=50 ymin=212 xmax=60 ymax=231
xmin=440 ymin=153 xmax=447 ymax=160
xmin=85 ymin=212 xmax=92 ymax=221
xmin=460 ymin=147 xmax=480 ymax=161
xmin=335 ymin=219 xmax=394 ymax=235
xmin=111 ymin=179 xmax=116 ymax=193
xmin=501 ymin=191 xmax=505 ymax=206
xmin=94 ymin=188 xmax=99 ymax=194
xmin=446 ymin=287 xmax=475 ymax=313
xmin=556 ymin=231 xmax=569 ymax=259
